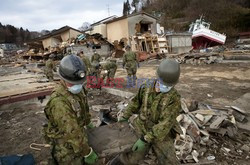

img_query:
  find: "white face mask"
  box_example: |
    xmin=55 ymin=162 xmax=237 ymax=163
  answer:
xmin=68 ymin=84 xmax=83 ymax=94
xmin=158 ymin=81 xmax=172 ymax=93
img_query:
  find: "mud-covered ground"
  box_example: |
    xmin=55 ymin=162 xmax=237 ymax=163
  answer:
xmin=0 ymin=62 xmax=250 ymax=164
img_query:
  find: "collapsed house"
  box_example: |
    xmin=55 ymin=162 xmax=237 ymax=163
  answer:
xmin=24 ymin=26 xmax=83 ymax=59
xmin=24 ymin=25 xmax=114 ymax=60
xmin=84 ymin=12 xmax=170 ymax=59
xmin=104 ymin=12 xmax=168 ymax=54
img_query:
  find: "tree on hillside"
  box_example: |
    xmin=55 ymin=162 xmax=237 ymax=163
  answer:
xmin=126 ymin=0 xmax=131 ymax=15
xmin=132 ymin=0 xmax=140 ymax=13
xmin=0 ymin=23 xmax=39 ymax=45
xmin=123 ymin=1 xmax=128 ymax=16
xmin=123 ymin=0 xmax=131 ymax=16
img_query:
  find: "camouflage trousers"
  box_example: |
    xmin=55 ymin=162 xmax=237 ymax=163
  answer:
xmin=44 ymin=70 xmax=54 ymax=81
xmin=126 ymin=67 xmax=137 ymax=77
xmin=46 ymin=73 xmax=54 ymax=81
xmin=103 ymin=69 xmax=116 ymax=80
xmin=50 ymin=143 xmax=84 ymax=165
xmin=120 ymin=134 xmax=179 ymax=165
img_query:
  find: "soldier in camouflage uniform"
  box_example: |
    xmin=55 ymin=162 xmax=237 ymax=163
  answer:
xmin=43 ymin=55 xmax=98 ymax=165
xmin=44 ymin=54 xmax=56 ymax=81
xmin=79 ymin=51 xmax=91 ymax=76
xmin=111 ymin=59 xmax=182 ymax=165
xmin=102 ymin=58 xmax=117 ymax=80
xmin=90 ymin=51 xmax=101 ymax=78
xmin=91 ymin=51 xmax=101 ymax=64
xmin=122 ymin=46 xmax=139 ymax=86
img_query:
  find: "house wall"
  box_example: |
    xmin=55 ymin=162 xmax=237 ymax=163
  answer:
xmin=69 ymin=29 xmax=82 ymax=39
xmin=107 ymin=19 xmax=129 ymax=43
xmin=61 ymin=30 xmax=70 ymax=42
xmin=51 ymin=38 xmax=61 ymax=48
xmin=69 ymin=44 xmax=111 ymax=59
xmin=60 ymin=29 xmax=81 ymax=42
xmin=127 ymin=14 xmax=157 ymax=37
xmin=42 ymin=29 xmax=82 ymax=49
xmin=167 ymin=34 xmax=192 ymax=54
xmin=90 ymin=24 xmax=107 ymax=38
xmin=42 ymin=38 xmax=52 ymax=49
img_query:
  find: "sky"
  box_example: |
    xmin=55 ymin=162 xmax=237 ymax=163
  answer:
xmin=0 ymin=0 xmax=128 ymax=31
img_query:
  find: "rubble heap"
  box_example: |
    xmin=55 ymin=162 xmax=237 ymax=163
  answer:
xmin=175 ymin=98 xmax=249 ymax=163
xmin=170 ymin=53 xmax=224 ymax=65
xmin=93 ymin=98 xmax=250 ymax=164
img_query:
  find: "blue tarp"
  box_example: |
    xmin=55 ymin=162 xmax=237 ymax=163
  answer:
xmin=0 ymin=154 xmax=35 ymax=165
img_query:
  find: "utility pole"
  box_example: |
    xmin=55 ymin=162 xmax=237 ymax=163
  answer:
xmin=107 ymin=4 xmax=110 ymax=16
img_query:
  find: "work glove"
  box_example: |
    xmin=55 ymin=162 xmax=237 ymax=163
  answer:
xmin=117 ymin=111 xmax=128 ymax=122
xmin=132 ymin=138 xmax=147 ymax=152
xmin=87 ymin=122 xmax=95 ymax=129
xmin=84 ymin=147 xmax=98 ymax=164
xmin=117 ymin=116 xmax=128 ymax=122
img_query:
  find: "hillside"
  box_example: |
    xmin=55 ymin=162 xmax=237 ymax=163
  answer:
xmin=134 ymin=0 xmax=250 ymax=37
xmin=0 ymin=23 xmax=40 ymax=46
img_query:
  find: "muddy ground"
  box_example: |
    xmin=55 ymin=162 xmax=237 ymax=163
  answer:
xmin=0 ymin=62 xmax=250 ymax=164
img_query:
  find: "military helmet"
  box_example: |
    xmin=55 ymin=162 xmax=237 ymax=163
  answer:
xmin=156 ymin=59 xmax=180 ymax=86
xmin=59 ymin=54 xmax=86 ymax=84
xmin=125 ymin=45 xmax=131 ymax=50
xmin=49 ymin=54 xmax=55 ymax=59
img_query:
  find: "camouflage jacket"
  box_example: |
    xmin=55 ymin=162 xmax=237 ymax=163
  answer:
xmin=43 ymin=82 xmax=91 ymax=156
xmin=82 ymin=56 xmax=91 ymax=72
xmin=45 ymin=59 xmax=56 ymax=72
xmin=122 ymin=51 xmax=138 ymax=68
xmin=103 ymin=61 xmax=117 ymax=71
xmin=91 ymin=53 xmax=101 ymax=63
xmin=123 ymin=82 xmax=182 ymax=143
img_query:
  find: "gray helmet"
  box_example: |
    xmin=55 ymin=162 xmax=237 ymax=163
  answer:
xmin=156 ymin=59 xmax=180 ymax=86
xmin=49 ymin=54 xmax=55 ymax=59
xmin=125 ymin=45 xmax=131 ymax=50
xmin=59 ymin=54 xmax=86 ymax=84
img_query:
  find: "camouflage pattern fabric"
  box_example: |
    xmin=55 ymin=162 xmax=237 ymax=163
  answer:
xmin=43 ymin=82 xmax=91 ymax=165
xmin=44 ymin=59 xmax=56 ymax=81
xmin=91 ymin=53 xmax=101 ymax=63
xmin=102 ymin=61 xmax=117 ymax=79
xmin=122 ymin=51 xmax=137 ymax=76
xmin=121 ymin=81 xmax=182 ymax=165
xmin=82 ymin=56 xmax=91 ymax=76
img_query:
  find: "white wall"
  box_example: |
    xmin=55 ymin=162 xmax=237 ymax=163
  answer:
xmin=107 ymin=19 xmax=129 ymax=43
xmin=89 ymin=24 xmax=107 ymax=38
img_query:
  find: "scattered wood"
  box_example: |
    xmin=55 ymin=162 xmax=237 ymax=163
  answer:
xmin=209 ymin=115 xmax=227 ymax=129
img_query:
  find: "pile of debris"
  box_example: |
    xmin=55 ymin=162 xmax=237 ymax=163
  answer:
xmin=76 ymin=33 xmax=112 ymax=48
xmin=22 ymin=33 xmax=113 ymax=60
xmin=170 ymin=53 xmax=224 ymax=65
xmin=90 ymin=97 xmax=249 ymax=164
xmin=175 ymin=98 xmax=249 ymax=163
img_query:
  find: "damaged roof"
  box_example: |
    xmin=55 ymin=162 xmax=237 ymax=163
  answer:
xmin=104 ymin=12 xmax=158 ymax=24
xmin=29 ymin=26 xmax=82 ymax=42
xmin=91 ymin=15 xmax=118 ymax=26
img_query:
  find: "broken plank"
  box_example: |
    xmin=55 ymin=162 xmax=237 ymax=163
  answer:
xmin=91 ymin=105 xmax=111 ymax=112
xmin=231 ymin=106 xmax=247 ymax=115
xmin=209 ymin=115 xmax=227 ymax=129
xmin=232 ymin=110 xmax=246 ymax=122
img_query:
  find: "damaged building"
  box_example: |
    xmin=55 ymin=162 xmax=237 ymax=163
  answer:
xmin=28 ymin=26 xmax=82 ymax=50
